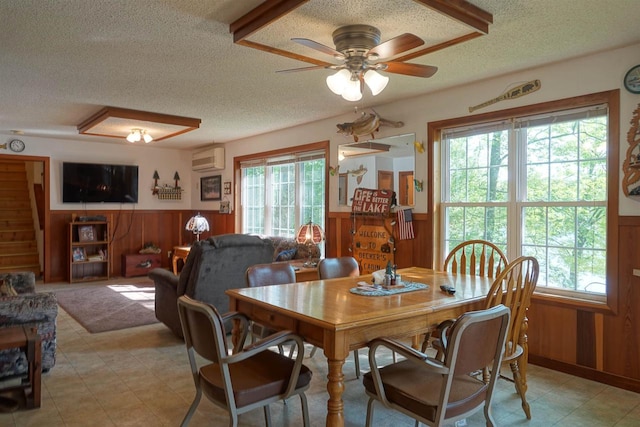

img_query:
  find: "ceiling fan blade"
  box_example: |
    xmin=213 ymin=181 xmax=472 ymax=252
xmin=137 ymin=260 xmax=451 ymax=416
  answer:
xmin=382 ymin=62 xmax=438 ymax=78
xmin=276 ymin=65 xmax=328 ymax=74
xmin=368 ymin=33 xmax=424 ymax=59
xmin=292 ymin=38 xmax=345 ymax=60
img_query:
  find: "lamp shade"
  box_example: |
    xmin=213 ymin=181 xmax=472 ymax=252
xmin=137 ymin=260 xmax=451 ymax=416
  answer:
xmin=295 ymin=221 xmax=324 ymax=245
xmin=185 ymin=213 xmax=209 ymax=241
xmin=364 ymin=70 xmax=389 ymax=96
xmin=296 ymin=221 xmax=324 ymax=267
xmin=341 ymin=78 xmax=362 ymax=101
xmin=326 ymin=69 xmax=351 ymax=95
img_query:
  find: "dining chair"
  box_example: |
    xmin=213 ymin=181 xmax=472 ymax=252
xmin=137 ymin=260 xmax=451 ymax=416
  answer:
xmin=444 ymin=239 xmax=508 ymax=278
xmin=316 ymin=256 xmax=363 ymax=378
xmin=245 ymin=263 xmax=298 ymax=355
xmin=483 ymin=255 xmax=538 ymax=419
xmin=177 ymin=295 xmax=312 ymax=427
xmin=436 ymin=256 xmax=539 ymax=420
xmin=363 ymin=305 xmax=511 ymax=427
xmin=422 ymin=239 xmax=508 ymax=354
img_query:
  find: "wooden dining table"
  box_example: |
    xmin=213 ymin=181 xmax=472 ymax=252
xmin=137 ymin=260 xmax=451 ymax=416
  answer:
xmin=226 ymin=266 xmax=493 ymax=427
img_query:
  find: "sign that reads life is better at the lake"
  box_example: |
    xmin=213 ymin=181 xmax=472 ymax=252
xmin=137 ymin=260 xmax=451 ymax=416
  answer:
xmin=351 ymin=188 xmax=393 ymax=215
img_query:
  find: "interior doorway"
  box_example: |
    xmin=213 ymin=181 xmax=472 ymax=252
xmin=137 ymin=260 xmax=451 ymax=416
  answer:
xmin=0 ymin=154 xmax=50 ymax=282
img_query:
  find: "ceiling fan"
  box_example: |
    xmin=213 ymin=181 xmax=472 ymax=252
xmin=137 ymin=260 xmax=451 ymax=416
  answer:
xmin=279 ymin=25 xmax=438 ymax=101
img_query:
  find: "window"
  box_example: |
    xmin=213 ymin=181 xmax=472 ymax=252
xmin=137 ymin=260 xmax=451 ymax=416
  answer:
xmin=240 ymin=149 xmax=326 ymax=237
xmin=437 ymin=93 xmax=618 ymax=299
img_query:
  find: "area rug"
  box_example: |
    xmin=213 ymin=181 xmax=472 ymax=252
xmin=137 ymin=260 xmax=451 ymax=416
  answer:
xmin=55 ymin=283 xmax=158 ymax=333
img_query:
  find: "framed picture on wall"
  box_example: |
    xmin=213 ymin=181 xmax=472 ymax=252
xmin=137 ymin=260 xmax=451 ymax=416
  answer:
xmin=201 ymin=175 xmax=222 ymax=201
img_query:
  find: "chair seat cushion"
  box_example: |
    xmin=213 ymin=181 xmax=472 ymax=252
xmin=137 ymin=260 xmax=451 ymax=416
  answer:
xmin=363 ymin=359 xmax=488 ymax=421
xmin=199 ymin=349 xmax=312 ymax=408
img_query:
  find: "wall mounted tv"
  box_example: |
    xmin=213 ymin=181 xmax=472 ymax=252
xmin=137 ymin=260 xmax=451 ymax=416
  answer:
xmin=62 ymin=162 xmax=139 ymax=203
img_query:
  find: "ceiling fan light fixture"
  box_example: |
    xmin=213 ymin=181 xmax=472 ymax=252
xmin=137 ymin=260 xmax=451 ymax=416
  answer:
xmin=364 ymin=70 xmax=389 ymax=96
xmin=143 ymin=131 xmax=153 ymax=143
xmin=341 ymin=78 xmax=362 ymax=101
xmin=326 ymin=69 xmax=351 ymax=95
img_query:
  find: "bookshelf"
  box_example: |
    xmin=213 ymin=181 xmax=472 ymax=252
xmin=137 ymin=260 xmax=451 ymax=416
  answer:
xmin=68 ymin=220 xmax=110 ymax=283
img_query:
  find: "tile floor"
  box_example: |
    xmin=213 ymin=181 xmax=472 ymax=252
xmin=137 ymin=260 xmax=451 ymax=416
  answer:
xmin=1 ymin=280 xmax=639 ymax=427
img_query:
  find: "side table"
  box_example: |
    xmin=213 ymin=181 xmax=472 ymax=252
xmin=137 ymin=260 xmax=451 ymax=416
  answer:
xmin=0 ymin=326 xmax=41 ymax=410
xmin=289 ymin=260 xmax=319 ymax=282
xmin=172 ymin=246 xmax=191 ymax=275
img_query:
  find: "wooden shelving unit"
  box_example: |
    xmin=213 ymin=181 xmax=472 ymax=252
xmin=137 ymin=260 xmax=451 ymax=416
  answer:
xmin=68 ymin=220 xmax=110 ymax=283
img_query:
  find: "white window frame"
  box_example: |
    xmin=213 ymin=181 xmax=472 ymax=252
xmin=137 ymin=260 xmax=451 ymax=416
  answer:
xmin=237 ymin=143 xmax=328 ymax=238
xmin=429 ymin=91 xmax=619 ymax=313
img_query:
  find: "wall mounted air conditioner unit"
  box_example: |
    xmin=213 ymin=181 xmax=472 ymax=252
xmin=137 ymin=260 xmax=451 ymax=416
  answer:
xmin=192 ymin=146 xmax=224 ymax=171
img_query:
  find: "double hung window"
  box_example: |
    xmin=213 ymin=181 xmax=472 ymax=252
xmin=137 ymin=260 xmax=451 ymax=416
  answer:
xmin=439 ymin=95 xmax=616 ymax=298
xmin=240 ymin=150 xmax=326 ymax=237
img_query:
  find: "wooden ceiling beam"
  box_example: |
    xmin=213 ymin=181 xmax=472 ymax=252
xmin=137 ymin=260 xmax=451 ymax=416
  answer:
xmin=231 ymin=0 xmax=493 ymax=67
xmin=412 ymin=0 xmax=493 ymax=34
xmin=230 ymin=0 xmax=309 ymax=43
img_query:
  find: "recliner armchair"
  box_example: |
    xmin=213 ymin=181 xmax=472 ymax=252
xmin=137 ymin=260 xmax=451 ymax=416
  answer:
xmin=149 ymin=234 xmax=274 ymax=338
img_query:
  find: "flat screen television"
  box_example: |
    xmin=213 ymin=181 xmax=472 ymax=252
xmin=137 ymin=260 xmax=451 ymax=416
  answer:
xmin=62 ymin=162 xmax=139 ymax=203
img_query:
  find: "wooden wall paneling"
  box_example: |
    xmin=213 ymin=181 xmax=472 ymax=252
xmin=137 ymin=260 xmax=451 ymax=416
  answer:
xmin=527 ymin=302 xmax=577 ymax=364
xmin=48 ymin=212 xmax=71 ymax=282
xmin=326 ymin=212 xmax=352 ymax=258
xmin=108 ymin=210 xmax=144 ymax=271
xmin=603 ymin=220 xmax=640 ymax=379
xmin=329 ymin=211 xmax=432 ymax=268
xmin=324 ymin=216 xmax=337 ymax=257
xmin=576 ymin=310 xmax=596 ymax=368
xmin=212 ymin=211 xmax=236 ymax=235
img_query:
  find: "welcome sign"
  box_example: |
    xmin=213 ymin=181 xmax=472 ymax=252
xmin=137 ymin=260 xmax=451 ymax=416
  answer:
xmin=353 ymin=224 xmax=394 ymax=274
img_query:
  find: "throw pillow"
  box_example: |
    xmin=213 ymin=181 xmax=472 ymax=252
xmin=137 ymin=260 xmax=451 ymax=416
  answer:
xmin=0 ymin=279 xmax=18 ymax=297
xmin=275 ymin=248 xmax=297 ymax=261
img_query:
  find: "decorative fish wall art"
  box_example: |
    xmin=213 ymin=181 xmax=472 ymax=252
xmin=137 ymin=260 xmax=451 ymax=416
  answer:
xmin=336 ymin=110 xmax=404 ymax=142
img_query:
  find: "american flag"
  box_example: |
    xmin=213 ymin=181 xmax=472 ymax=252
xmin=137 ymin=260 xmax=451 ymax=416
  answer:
xmin=397 ymin=208 xmax=415 ymax=240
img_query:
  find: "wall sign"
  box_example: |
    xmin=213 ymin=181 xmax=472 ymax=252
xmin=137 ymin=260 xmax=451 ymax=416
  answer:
xmin=351 ymin=188 xmax=393 ymax=215
xmin=353 ymin=224 xmax=394 ymax=274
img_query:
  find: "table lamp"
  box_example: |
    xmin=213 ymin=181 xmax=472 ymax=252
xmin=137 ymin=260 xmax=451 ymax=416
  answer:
xmin=185 ymin=213 xmax=209 ymax=242
xmin=295 ymin=220 xmax=324 ymax=267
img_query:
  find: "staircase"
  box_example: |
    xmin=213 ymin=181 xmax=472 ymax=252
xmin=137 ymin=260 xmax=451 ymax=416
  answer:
xmin=0 ymin=160 xmax=41 ymax=275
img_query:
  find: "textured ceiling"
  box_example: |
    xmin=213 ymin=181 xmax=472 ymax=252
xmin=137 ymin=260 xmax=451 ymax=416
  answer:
xmin=0 ymin=0 xmax=639 ymax=150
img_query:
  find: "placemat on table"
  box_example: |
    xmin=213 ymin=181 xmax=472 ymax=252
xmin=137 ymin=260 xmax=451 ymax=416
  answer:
xmin=349 ymin=281 xmax=429 ymax=296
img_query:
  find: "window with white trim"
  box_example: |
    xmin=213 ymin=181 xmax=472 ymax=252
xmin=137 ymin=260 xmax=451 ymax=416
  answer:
xmin=240 ymin=150 xmax=325 ymax=237
xmin=441 ymin=105 xmax=609 ymax=295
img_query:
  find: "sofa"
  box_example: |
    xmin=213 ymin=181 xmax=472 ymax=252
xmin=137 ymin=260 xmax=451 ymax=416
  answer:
xmin=0 ymin=272 xmax=57 ymax=379
xmin=148 ymin=233 xmax=275 ymax=338
xmin=268 ymin=235 xmax=320 ymax=263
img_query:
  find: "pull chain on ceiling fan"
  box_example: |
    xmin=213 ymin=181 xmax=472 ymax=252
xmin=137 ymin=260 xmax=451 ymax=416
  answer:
xmin=279 ymin=25 xmax=438 ymax=101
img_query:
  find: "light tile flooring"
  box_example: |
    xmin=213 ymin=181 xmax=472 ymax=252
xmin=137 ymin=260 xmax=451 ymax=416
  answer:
xmin=1 ymin=280 xmax=639 ymax=427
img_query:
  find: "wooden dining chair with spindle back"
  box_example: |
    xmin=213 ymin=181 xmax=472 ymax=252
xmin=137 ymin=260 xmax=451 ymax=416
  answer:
xmin=422 ymin=240 xmax=508 ymax=354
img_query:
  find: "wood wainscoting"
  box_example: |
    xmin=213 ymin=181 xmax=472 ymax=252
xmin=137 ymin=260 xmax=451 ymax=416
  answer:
xmin=326 ymin=211 xmax=432 ymax=269
xmin=526 ymin=215 xmax=640 ymax=393
xmin=47 ymin=210 xmax=236 ymax=282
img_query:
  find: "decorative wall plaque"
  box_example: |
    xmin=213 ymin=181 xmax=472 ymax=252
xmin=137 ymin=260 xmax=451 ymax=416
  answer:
xmin=353 ymin=224 xmax=394 ymax=274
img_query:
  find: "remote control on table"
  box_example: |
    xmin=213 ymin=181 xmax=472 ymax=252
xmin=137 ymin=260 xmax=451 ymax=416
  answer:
xmin=440 ymin=285 xmax=456 ymax=295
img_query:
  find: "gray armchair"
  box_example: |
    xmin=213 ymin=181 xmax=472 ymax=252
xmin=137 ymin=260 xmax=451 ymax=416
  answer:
xmin=0 ymin=272 xmax=57 ymax=378
xmin=149 ymin=234 xmax=274 ymax=338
